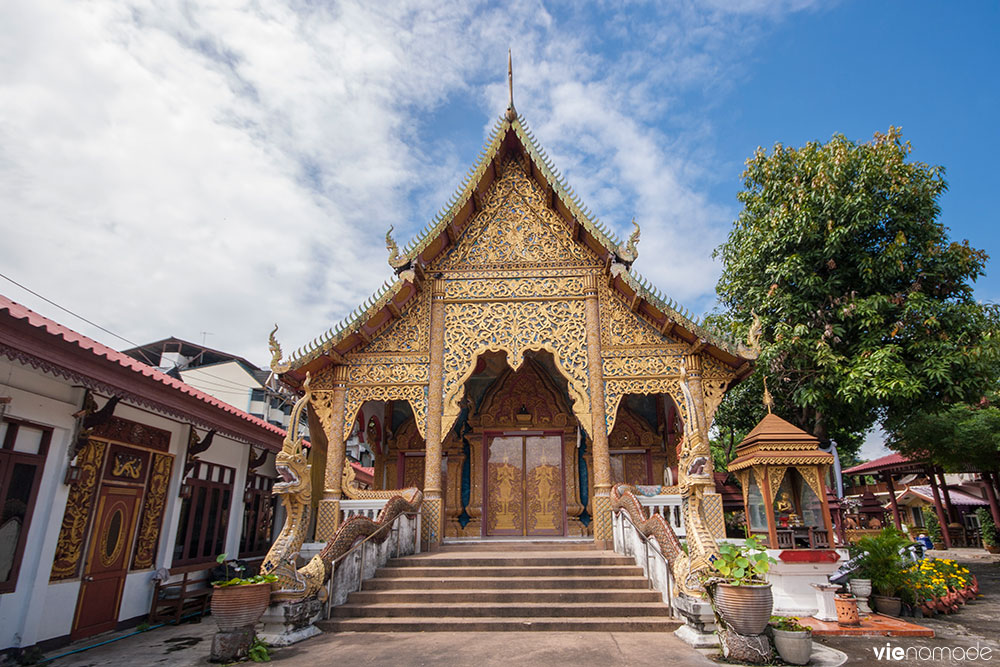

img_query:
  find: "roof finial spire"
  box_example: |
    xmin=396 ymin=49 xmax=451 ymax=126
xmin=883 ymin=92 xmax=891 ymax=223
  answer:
xmin=506 ymin=48 xmax=516 ymax=121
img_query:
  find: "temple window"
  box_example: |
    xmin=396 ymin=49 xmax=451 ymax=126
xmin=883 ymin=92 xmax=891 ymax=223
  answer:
xmin=0 ymin=418 xmax=50 ymax=593
xmin=172 ymin=461 xmax=234 ymax=565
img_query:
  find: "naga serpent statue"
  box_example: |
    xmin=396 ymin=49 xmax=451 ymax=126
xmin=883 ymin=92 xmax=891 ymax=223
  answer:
xmin=260 ymin=373 xmax=422 ymax=602
xmin=610 ymin=363 xmax=719 ymax=598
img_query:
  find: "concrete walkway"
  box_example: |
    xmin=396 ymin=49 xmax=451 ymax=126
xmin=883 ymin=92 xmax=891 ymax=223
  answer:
xmin=44 ymin=624 xmax=716 ymax=667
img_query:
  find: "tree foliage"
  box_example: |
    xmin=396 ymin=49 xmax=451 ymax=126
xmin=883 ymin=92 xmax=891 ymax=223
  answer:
xmin=713 ymin=127 xmax=998 ymax=457
xmin=887 ymin=392 xmax=1000 ymax=472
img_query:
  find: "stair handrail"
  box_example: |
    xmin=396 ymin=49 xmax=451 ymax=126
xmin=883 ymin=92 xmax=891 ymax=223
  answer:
xmin=322 ymin=499 xmax=422 ymax=619
xmin=614 ymin=503 xmax=674 ymax=613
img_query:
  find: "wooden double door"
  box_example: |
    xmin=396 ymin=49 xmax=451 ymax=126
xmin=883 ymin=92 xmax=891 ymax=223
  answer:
xmin=484 ymin=433 xmax=564 ymax=536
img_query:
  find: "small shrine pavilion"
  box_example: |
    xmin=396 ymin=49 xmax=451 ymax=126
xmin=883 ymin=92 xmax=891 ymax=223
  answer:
xmin=728 ymin=414 xmax=837 ymax=549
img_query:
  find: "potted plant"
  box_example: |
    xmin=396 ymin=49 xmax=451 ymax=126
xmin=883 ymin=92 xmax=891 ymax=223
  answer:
xmin=708 ymin=536 xmax=776 ymax=635
xmin=922 ymin=507 xmax=945 ymax=550
xmin=852 ymin=528 xmax=912 ymax=617
xmin=770 ymin=616 xmax=813 ymax=665
xmin=976 ymin=508 xmax=1000 ymax=554
xmin=210 ymin=554 xmax=277 ymax=631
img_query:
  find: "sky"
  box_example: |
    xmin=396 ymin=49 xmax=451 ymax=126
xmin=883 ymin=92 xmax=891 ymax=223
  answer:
xmin=2 ymin=2 xmax=997 ymax=459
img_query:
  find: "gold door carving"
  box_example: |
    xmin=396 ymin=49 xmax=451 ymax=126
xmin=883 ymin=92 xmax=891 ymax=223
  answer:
xmin=51 ymin=440 xmax=108 ymax=581
xmin=485 ymin=435 xmax=564 ymax=536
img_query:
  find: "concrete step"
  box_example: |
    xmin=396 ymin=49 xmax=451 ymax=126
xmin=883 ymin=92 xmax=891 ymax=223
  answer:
xmin=317 ymin=616 xmax=682 ymax=633
xmin=346 ymin=589 xmax=665 ymax=604
xmin=361 ymin=576 xmax=651 ymax=591
xmin=438 ymin=541 xmax=598 ymax=552
xmin=375 ymin=565 xmax=644 ymax=578
xmin=330 ymin=601 xmax=674 ymax=618
xmin=387 ymin=555 xmax=635 ymax=567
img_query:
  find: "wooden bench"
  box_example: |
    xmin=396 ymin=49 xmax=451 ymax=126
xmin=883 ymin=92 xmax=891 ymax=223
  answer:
xmin=149 ymin=562 xmax=215 ymax=624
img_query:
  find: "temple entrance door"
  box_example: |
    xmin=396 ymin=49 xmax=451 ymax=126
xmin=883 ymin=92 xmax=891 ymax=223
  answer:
xmin=71 ymin=485 xmax=141 ymax=639
xmin=484 ymin=434 xmax=564 ymax=536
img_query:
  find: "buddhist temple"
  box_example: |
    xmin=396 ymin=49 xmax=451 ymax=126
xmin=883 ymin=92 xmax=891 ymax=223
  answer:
xmin=271 ymin=89 xmax=756 ymax=548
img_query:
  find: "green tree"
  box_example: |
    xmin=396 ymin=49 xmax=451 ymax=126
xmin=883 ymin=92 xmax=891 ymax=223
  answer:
xmin=714 ymin=127 xmax=999 ymax=459
xmin=887 ymin=392 xmax=1000 ymax=473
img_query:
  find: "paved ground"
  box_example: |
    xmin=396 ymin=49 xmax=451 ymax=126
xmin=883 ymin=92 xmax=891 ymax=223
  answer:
xmin=816 ymin=551 xmax=1000 ymax=667
xmin=35 ymin=548 xmax=997 ymax=667
xmin=42 ymin=626 xmax=717 ymax=667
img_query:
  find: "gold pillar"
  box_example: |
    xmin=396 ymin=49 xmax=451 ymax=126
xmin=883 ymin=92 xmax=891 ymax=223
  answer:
xmin=316 ymin=365 xmax=348 ymax=542
xmin=584 ymin=275 xmax=612 ymax=542
xmin=422 ymin=279 xmax=446 ymax=546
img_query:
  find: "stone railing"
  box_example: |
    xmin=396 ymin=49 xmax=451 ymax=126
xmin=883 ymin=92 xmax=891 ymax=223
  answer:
xmin=340 ymin=498 xmax=389 ymax=521
xmin=637 ymin=494 xmax=685 ymax=537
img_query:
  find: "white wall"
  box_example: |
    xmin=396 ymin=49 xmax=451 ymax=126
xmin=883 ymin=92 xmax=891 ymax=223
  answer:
xmin=179 ymin=362 xmax=259 ymax=414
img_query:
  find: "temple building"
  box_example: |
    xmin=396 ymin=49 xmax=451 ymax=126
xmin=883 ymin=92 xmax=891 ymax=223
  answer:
xmin=272 ymin=95 xmax=756 ymax=548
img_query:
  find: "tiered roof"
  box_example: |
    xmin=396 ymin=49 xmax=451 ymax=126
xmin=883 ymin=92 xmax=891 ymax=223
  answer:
xmin=280 ymin=108 xmax=754 ymax=385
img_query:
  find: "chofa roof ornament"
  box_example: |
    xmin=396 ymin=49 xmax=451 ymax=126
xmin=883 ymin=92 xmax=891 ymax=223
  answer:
xmin=385 ymin=225 xmax=410 ymax=271
xmin=616 ymin=218 xmax=640 ymax=265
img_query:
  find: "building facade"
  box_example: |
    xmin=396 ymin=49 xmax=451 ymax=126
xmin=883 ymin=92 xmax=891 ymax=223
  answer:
xmin=272 ymin=104 xmax=755 ymax=549
xmin=0 ymin=295 xmax=284 ymax=650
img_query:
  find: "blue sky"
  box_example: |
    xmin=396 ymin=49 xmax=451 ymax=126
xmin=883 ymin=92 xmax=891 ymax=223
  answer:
xmin=0 ymin=2 xmax=996 ymax=460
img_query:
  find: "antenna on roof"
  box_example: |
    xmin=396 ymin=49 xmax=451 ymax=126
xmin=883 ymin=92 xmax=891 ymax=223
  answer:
xmin=506 ymin=48 xmax=516 ymax=121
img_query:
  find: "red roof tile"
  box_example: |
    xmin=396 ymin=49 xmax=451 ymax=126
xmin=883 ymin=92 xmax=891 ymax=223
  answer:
xmin=0 ymin=294 xmax=284 ymax=446
xmin=842 ymin=453 xmax=916 ymax=475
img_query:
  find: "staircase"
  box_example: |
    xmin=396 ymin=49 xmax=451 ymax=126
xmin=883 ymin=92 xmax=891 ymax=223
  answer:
xmin=316 ymin=540 xmax=682 ymax=632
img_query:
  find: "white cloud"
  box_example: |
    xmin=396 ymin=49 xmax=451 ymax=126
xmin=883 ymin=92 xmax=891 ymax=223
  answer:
xmin=0 ymin=0 xmax=819 ymax=363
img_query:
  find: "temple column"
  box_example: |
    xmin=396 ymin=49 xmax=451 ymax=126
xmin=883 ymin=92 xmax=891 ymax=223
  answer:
xmin=927 ymin=468 xmax=952 ymax=549
xmin=316 ymin=365 xmax=348 ymax=542
xmin=422 ymin=279 xmax=446 ymax=547
xmin=884 ymin=472 xmax=902 ymax=530
xmin=584 ymin=275 xmax=612 ymax=544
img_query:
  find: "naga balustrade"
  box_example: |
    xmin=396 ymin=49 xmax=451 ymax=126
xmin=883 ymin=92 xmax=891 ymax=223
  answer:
xmin=636 ymin=495 xmax=685 ymax=537
xmin=322 ymin=508 xmax=421 ymax=619
xmin=612 ymin=506 xmax=675 ymax=615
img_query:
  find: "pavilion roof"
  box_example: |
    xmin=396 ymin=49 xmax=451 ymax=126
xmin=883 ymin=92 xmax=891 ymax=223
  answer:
xmin=278 ymin=107 xmax=755 ymax=385
xmin=727 ymin=413 xmax=833 ymax=471
xmin=896 ymin=485 xmax=988 ymax=507
xmin=841 ymin=452 xmax=926 ymax=476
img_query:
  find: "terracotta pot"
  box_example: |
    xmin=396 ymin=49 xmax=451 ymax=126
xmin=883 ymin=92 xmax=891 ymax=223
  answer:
xmin=984 ymin=543 xmax=1000 ymax=554
xmin=934 ymin=598 xmax=949 ymax=614
xmin=919 ymin=602 xmax=936 ymax=617
xmin=773 ymin=629 xmax=813 ymax=665
xmin=714 ymin=583 xmax=773 ymax=635
xmin=871 ymin=594 xmax=902 ymax=617
xmin=210 ymin=582 xmax=272 ymax=631
xmin=932 ymin=542 xmax=946 ymax=550
xmin=835 ymin=595 xmax=861 ymax=626
xmin=971 ymin=576 xmax=980 ymax=595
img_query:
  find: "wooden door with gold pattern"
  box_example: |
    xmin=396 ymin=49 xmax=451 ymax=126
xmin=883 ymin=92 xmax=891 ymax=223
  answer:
xmin=72 ymin=485 xmax=141 ymax=639
xmin=484 ymin=434 xmax=564 ymax=536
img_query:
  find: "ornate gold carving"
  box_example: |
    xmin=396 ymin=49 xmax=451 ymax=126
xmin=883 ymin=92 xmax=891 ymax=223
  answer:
xmin=592 ymin=494 xmax=613 ymax=540
xmin=526 ymin=462 xmax=560 ymax=532
xmin=131 ymin=453 xmax=173 ymax=570
xmin=473 ymin=358 xmax=571 ymax=430
xmin=768 ymin=466 xmax=788 ymax=503
xmin=600 ymin=282 xmax=678 ymax=348
xmin=421 ymin=496 xmax=442 ymax=544
xmin=445 ymin=276 xmax=588 ymax=300
xmin=434 ymin=158 xmax=600 ymax=270
xmin=111 ymin=453 xmax=142 ymax=479
xmin=604 ymin=377 xmax=684 ymax=435
xmin=602 ymin=355 xmax=681 ymax=379
xmin=51 ymin=440 xmax=107 ymax=581
xmin=99 ymin=505 xmax=127 ymax=568
xmin=702 ymin=378 xmax=730 ymax=429
xmin=361 ymin=291 xmax=430 ymax=354
xmin=795 ymin=465 xmax=826 ymax=502
xmin=348 ymin=361 xmax=428 ymax=385
xmin=608 ymin=405 xmax=660 ymax=450
xmin=269 ymin=324 xmax=291 ymax=374
xmin=442 ymin=297 xmax=590 ymax=436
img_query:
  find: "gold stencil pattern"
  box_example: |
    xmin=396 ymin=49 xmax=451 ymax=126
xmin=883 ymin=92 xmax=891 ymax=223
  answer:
xmin=131 ymin=453 xmax=173 ymax=570
xmin=442 ymin=297 xmax=590 ymax=436
xmin=51 ymin=440 xmax=108 ymax=581
xmin=435 ymin=159 xmax=600 ymax=270
xmin=600 ymin=283 xmax=678 ymax=348
xmin=362 ymin=292 xmax=430 ymax=353
xmin=445 ymin=276 xmax=588 ymax=300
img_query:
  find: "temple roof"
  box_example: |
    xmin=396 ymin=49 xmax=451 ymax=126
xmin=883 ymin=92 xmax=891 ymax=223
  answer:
xmin=279 ymin=109 xmax=755 ymax=384
xmin=727 ymin=413 xmax=833 ymax=471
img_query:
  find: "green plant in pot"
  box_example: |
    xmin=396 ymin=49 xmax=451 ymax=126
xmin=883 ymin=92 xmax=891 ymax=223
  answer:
xmin=770 ymin=616 xmax=813 ymax=665
xmin=210 ymin=554 xmax=278 ymax=632
xmin=977 ymin=508 xmax=999 ymax=554
xmin=851 ymin=528 xmax=913 ymax=617
xmin=709 ymin=536 xmax=776 ymax=635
